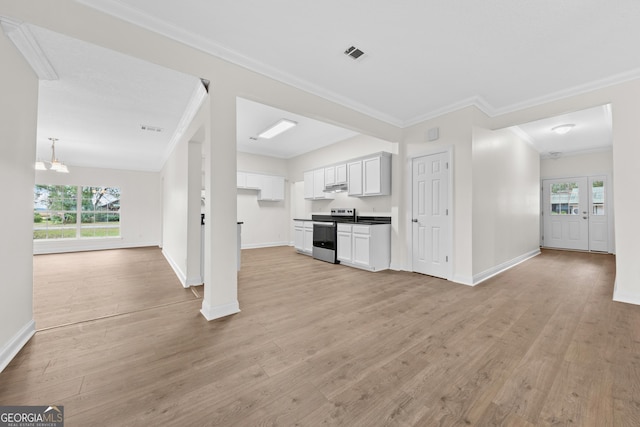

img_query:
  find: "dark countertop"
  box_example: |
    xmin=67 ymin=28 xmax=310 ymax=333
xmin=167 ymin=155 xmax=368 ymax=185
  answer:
xmin=297 ymin=215 xmax=392 ymax=225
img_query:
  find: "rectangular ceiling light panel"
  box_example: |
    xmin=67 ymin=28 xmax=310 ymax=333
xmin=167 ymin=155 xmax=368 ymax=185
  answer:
xmin=258 ymin=119 xmax=297 ymax=139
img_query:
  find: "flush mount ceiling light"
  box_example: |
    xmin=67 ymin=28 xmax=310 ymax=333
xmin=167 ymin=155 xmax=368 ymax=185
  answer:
xmin=258 ymin=119 xmax=297 ymax=139
xmin=35 ymin=137 xmax=69 ymax=173
xmin=551 ymin=124 xmax=575 ymax=135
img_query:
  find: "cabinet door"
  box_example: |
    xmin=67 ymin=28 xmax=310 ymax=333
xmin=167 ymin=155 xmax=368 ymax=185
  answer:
xmin=259 ymin=176 xmax=273 ymax=200
xmin=237 ymin=172 xmax=247 ymax=188
xmin=353 ymin=233 xmax=370 ymax=266
xmin=304 ymin=171 xmax=314 ymax=199
xmin=294 ymin=225 xmax=304 ymax=251
xmin=337 ymin=231 xmax=352 ymax=262
xmin=363 ymin=157 xmax=381 ymax=195
xmin=272 ymin=176 xmax=285 ymax=200
xmin=347 ymin=161 xmax=363 ymax=196
xmin=313 ymin=168 xmax=325 ymax=198
xmin=246 ymin=173 xmax=262 ymax=189
xmin=325 ymin=166 xmax=336 ymax=186
xmin=303 ymin=227 xmax=314 ymax=253
xmin=336 ymin=164 xmax=347 ymax=184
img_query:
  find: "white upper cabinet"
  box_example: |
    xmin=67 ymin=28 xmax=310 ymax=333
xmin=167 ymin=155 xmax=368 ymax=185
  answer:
xmin=325 ymin=163 xmax=347 ymax=186
xmin=347 ymin=161 xmax=363 ymax=196
xmin=352 ymin=153 xmax=391 ymax=197
xmin=303 ymin=171 xmax=314 ymax=199
xmin=245 ymin=173 xmax=262 ymax=189
xmin=237 ymin=171 xmax=285 ymax=201
xmin=304 ymin=168 xmax=334 ymax=200
xmin=335 ymin=163 xmax=347 ymax=184
xmin=325 ymin=166 xmax=336 ymax=186
xmin=258 ymin=175 xmax=285 ymax=201
xmin=305 ymin=151 xmax=390 ymax=199
xmin=237 ymin=171 xmax=247 ymax=188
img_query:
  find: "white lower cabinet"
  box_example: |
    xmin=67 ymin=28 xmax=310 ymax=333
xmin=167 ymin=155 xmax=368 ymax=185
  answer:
xmin=337 ymin=227 xmax=352 ymax=262
xmin=336 ymin=223 xmax=390 ymax=271
xmin=294 ymin=220 xmax=314 ymax=255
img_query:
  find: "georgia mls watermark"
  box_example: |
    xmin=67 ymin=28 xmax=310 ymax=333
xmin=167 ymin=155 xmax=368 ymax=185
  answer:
xmin=0 ymin=406 xmax=64 ymax=427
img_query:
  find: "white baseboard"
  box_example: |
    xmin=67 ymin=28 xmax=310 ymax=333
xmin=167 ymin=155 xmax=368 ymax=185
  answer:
xmin=34 ymin=240 xmax=160 ymax=255
xmin=200 ymin=300 xmax=240 ymax=321
xmin=0 ymin=320 xmax=35 ymax=373
xmin=452 ymin=275 xmax=475 ymax=286
xmin=161 ymin=249 xmax=188 ymax=287
xmin=241 ymin=241 xmax=289 ymax=250
xmin=471 ymin=249 xmax=541 ymax=286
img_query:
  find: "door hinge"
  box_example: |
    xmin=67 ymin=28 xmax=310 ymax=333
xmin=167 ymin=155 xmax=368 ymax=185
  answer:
xmin=446 ymin=208 xmax=449 ymax=215
xmin=446 ymin=256 xmax=449 ymax=262
xmin=446 ymin=162 xmax=449 ymax=169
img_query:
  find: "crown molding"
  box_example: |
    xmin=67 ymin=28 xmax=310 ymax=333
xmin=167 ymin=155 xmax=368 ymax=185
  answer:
xmin=488 ymin=68 xmax=640 ymax=118
xmin=43 ymin=3 xmax=640 ymax=130
xmin=0 ymin=16 xmax=58 ymax=80
xmin=76 ymin=0 xmax=405 ymax=128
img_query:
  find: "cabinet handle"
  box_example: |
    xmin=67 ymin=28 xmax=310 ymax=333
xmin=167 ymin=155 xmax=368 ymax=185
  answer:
xmin=412 ymin=219 xmax=418 ymax=223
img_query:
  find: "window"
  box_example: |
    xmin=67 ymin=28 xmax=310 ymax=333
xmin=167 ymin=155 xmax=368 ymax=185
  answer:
xmin=549 ymin=182 xmax=579 ymax=215
xmin=34 ymin=185 xmax=120 ymax=240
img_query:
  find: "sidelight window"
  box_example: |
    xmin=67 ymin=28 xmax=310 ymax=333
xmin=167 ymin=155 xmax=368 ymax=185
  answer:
xmin=591 ymin=180 xmax=605 ymax=215
xmin=550 ymin=182 xmax=579 ymax=215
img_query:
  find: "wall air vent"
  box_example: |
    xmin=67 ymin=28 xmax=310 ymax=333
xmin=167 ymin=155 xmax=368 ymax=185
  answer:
xmin=140 ymin=124 xmax=163 ymax=133
xmin=344 ymin=45 xmax=365 ymax=60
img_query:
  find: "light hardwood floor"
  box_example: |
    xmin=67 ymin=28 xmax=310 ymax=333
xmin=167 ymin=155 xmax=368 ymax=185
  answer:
xmin=1 ymin=246 xmax=638 ymax=426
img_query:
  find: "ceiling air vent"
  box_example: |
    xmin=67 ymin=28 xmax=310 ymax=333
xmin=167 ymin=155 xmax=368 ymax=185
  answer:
xmin=344 ymin=45 xmax=365 ymax=60
xmin=140 ymin=124 xmax=163 ymax=133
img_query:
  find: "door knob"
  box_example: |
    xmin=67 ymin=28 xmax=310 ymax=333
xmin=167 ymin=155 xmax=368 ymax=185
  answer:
xmin=583 ymin=216 xmax=588 ymax=219
xmin=412 ymin=219 xmax=418 ymax=223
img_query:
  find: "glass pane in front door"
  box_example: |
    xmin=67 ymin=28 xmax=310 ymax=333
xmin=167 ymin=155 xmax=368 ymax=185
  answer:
xmin=550 ymin=182 xmax=580 ymax=215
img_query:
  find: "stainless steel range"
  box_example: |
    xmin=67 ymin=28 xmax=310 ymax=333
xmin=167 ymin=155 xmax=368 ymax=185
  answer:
xmin=311 ymin=208 xmax=356 ymax=264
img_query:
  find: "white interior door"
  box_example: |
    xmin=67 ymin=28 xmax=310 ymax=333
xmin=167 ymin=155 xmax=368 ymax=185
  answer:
xmin=542 ymin=177 xmax=589 ymax=250
xmin=412 ymin=152 xmax=449 ymax=279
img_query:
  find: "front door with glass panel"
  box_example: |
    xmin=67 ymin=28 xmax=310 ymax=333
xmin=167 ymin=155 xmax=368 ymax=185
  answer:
xmin=542 ymin=176 xmax=608 ymax=251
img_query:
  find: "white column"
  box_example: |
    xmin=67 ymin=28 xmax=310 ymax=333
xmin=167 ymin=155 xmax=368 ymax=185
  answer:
xmin=200 ymin=88 xmax=240 ymax=320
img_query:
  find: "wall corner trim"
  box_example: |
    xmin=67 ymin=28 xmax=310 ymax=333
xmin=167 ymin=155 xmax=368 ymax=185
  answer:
xmin=0 ymin=320 xmax=36 ymax=373
xmin=200 ymin=300 xmax=240 ymax=321
xmin=613 ymin=288 xmax=640 ymax=306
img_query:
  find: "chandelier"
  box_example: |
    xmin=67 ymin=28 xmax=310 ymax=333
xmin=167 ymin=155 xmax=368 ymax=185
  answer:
xmin=35 ymin=137 xmax=69 ymax=173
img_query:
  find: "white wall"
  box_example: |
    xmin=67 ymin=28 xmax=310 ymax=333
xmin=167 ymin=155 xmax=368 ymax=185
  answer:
xmin=0 ymin=26 xmax=38 ymax=372
xmin=161 ymin=137 xmax=203 ymax=287
xmin=237 ymin=152 xmax=289 ymax=248
xmin=403 ymin=106 xmax=480 ymax=280
xmin=471 ymin=127 xmax=540 ymax=281
xmin=541 ymin=149 xmax=613 ymax=178
xmin=33 ymin=166 xmax=161 ymax=254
